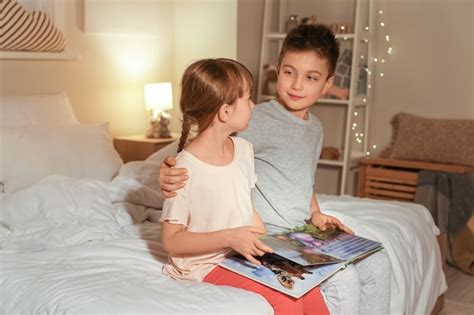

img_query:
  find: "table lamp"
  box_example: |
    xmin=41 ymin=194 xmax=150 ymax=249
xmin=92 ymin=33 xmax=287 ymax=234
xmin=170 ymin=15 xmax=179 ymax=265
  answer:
xmin=144 ymin=82 xmax=173 ymax=138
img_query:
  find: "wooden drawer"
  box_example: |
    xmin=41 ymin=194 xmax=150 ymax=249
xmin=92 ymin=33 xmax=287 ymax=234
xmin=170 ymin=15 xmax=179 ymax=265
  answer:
xmin=363 ymin=165 xmax=418 ymax=201
xmin=358 ymin=158 xmax=474 ymax=202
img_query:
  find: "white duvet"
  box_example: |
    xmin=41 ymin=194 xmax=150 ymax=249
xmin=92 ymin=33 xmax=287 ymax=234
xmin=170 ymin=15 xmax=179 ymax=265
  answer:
xmin=0 ymin=160 xmax=446 ymax=315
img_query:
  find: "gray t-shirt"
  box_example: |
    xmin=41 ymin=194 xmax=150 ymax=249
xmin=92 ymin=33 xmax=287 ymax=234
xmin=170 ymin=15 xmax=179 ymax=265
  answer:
xmin=239 ymin=99 xmax=323 ymax=234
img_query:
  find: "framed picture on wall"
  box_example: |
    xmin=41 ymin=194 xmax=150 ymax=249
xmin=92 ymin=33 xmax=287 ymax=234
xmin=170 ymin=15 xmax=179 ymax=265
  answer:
xmin=0 ymin=0 xmax=78 ymax=60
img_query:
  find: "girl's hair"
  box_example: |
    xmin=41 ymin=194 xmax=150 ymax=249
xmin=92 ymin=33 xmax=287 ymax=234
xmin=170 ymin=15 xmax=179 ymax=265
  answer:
xmin=177 ymin=58 xmax=254 ymax=152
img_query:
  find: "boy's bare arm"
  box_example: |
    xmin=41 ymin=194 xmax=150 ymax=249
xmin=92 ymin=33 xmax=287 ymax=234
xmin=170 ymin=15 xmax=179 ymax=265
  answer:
xmin=310 ymin=195 xmax=353 ymax=234
xmin=159 ymin=156 xmax=188 ymax=197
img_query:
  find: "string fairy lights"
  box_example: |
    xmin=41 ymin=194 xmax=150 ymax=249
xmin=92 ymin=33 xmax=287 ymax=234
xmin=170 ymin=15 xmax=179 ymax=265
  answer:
xmin=353 ymin=1 xmax=393 ymax=158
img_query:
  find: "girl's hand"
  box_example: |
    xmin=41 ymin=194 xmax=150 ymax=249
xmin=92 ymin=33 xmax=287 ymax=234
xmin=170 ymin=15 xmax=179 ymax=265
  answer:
xmin=311 ymin=213 xmax=354 ymax=234
xmin=159 ymin=156 xmax=188 ymax=197
xmin=227 ymin=226 xmax=273 ymax=265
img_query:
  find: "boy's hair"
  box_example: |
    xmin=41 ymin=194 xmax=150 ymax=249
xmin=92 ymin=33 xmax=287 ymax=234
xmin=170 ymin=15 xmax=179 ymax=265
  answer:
xmin=178 ymin=58 xmax=254 ymax=152
xmin=278 ymin=24 xmax=340 ymax=77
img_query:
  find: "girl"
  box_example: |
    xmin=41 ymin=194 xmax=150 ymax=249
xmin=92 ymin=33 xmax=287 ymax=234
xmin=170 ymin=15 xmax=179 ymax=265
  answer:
xmin=160 ymin=58 xmax=329 ymax=315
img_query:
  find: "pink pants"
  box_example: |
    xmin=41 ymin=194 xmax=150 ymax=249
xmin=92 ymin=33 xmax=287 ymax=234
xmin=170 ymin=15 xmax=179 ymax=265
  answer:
xmin=204 ymin=266 xmax=329 ymax=315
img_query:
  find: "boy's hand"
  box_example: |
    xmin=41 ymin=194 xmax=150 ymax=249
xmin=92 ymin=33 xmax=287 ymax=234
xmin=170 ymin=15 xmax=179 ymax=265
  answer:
xmin=311 ymin=213 xmax=354 ymax=234
xmin=227 ymin=226 xmax=273 ymax=265
xmin=159 ymin=156 xmax=188 ymax=198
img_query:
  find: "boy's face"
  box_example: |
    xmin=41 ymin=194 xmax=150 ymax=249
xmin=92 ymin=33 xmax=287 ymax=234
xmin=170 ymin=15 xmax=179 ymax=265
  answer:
xmin=277 ymin=51 xmax=334 ymax=119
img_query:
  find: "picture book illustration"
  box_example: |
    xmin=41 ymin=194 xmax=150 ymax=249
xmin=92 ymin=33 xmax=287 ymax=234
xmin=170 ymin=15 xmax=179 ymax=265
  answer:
xmin=263 ymin=224 xmax=383 ymax=266
xmin=220 ymin=253 xmax=344 ymax=298
xmin=220 ymin=224 xmax=383 ymax=298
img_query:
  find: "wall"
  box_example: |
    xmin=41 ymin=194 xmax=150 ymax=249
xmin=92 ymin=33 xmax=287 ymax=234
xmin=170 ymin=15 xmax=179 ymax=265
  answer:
xmin=172 ymin=0 xmax=237 ymax=131
xmin=370 ymin=0 xmax=474 ymax=156
xmin=237 ymin=0 xmax=474 ymax=195
xmin=0 ymin=0 xmax=238 ymax=137
xmin=0 ymin=0 xmax=175 ymax=137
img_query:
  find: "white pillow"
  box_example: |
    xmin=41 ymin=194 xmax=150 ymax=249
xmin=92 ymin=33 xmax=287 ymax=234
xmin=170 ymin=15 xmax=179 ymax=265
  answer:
xmin=0 ymin=92 xmax=79 ymax=127
xmin=0 ymin=123 xmax=123 ymax=193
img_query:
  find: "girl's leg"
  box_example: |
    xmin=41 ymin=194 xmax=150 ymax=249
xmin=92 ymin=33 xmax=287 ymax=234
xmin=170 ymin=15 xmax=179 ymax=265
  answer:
xmin=303 ymin=286 xmax=330 ymax=315
xmin=354 ymin=250 xmax=391 ymax=315
xmin=204 ymin=266 xmax=329 ymax=315
xmin=319 ymin=264 xmax=361 ymax=315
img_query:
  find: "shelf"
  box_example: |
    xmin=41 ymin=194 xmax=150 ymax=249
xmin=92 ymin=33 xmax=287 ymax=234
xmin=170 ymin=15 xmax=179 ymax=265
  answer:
xmin=260 ymin=94 xmax=275 ymax=101
xmin=257 ymin=0 xmax=373 ymax=195
xmin=265 ymin=32 xmax=354 ymax=40
xmin=319 ymin=159 xmax=344 ymax=167
xmin=319 ymin=151 xmax=366 ymax=168
xmin=0 ymin=51 xmax=81 ymax=61
xmin=317 ymin=98 xmax=349 ymax=105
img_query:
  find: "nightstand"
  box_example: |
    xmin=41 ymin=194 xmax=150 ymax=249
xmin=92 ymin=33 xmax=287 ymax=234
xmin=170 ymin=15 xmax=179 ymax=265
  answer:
xmin=114 ymin=134 xmax=178 ymax=162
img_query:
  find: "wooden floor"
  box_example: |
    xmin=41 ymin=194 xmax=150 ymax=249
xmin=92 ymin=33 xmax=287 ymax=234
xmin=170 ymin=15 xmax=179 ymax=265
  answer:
xmin=439 ymin=265 xmax=474 ymax=315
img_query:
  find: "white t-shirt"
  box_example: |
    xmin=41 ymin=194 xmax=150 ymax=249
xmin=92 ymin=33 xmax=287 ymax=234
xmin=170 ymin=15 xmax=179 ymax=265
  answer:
xmin=160 ymin=137 xmax=257 ymax=282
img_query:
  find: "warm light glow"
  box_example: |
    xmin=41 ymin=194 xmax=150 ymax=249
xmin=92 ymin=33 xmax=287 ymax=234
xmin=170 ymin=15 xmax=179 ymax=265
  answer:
xmin=144 ymin=82 xmax=173 ymax=112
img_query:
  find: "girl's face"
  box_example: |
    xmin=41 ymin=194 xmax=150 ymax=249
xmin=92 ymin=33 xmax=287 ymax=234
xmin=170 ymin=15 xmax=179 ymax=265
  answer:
xmin=228 ymin=87 xmax=255 ymax=132
xmin=277 ymin=51 xmax=334 ymax=120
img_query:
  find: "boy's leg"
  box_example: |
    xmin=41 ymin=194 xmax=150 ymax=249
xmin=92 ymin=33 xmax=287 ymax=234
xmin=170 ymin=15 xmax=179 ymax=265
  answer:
xmin=354 ymin=250 xmax=391 ymax=315
xmin=319 ymin=264 xmax=361 ymax=315
xmin=204 ymin=266 xmax=329 ymax=315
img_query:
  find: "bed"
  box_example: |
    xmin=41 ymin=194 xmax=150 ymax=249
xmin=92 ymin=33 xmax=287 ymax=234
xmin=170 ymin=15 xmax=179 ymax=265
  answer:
xmin=0 ymin=93 xmax=446 ymax=314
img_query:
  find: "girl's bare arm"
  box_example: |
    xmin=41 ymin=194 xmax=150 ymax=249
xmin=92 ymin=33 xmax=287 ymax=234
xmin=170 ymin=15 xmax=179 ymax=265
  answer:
xmin=162 ymin=221 xmax=272 ymax=265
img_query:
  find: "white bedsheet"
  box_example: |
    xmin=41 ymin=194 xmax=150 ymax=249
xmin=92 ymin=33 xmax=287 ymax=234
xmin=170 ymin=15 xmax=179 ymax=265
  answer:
xmin=0 ymin=160 xmax=446 ymax=314
xmin=0 ymin=175 xmax=272 ymax=315
xmin=317 ymin=195 xmax=447 ymax=315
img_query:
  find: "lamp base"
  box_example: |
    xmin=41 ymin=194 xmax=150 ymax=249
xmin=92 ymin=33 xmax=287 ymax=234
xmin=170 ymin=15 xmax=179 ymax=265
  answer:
xmin=146 ymin=115 xmax=172 ymax=139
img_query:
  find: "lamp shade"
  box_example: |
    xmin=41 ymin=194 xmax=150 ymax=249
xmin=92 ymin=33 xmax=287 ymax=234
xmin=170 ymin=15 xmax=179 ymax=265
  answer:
xmin=144 ymin=82 xmax=173 ymax=111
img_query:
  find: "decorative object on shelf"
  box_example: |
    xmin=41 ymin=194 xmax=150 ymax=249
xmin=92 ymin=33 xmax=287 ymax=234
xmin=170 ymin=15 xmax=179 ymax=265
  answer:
xmin=300 ymin=15 xmax=317 ymax=25
xmin=320 ymin=146 xmax=341 ymax=160
xmin=0 ymin=0 xmax=65 ymax=52
xmin=323 ymin=49 xmax=368 ymax=100
xmin=144 ymin=82 xmax=173 ymax=139
xmin=285 ymin=14 xmax=298 ymax=33
xmin=328 ymin=23 xmax=353 ymax=34
xmin=262 ymin=64 xmax=278 ymax=95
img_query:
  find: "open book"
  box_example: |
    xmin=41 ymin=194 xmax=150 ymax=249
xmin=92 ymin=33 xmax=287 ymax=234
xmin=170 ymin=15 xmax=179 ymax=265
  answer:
xmin=220 ymin=224 xmax=383 ymax=298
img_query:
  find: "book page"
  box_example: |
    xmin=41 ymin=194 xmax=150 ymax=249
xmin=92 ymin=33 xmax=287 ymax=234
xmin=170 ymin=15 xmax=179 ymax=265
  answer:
xmin=220 ymin=253 xmax=344 ymax=298
xmin=262 ymin=224 xmax=383 ymax=266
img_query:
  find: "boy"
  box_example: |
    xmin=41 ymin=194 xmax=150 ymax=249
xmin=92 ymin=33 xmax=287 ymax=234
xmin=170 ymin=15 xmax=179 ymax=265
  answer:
xmin=159 ymin=24 xmax=391 ymax=315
